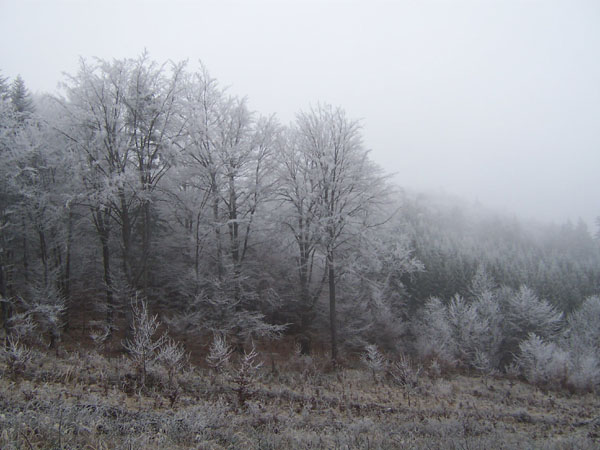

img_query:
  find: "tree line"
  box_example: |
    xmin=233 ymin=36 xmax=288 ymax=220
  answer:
xmin=1 ymin=55 xmax=599 ymax=382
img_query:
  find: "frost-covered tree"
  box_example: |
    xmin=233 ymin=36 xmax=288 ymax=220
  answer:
xmin=292 ymin=104 xmax=389 ymax=363
xmin=0 ymin=71 xmax=9 ymax=100
xmin=9 ymin=75 xmax=34 ymax=120
xmin=517 ymin=333 xmax=569 ymax=386
xmin=59 ymin=54 xmax=185 ymax=334
xmin=501 ymin=285 xmax=563 ymax=360
xmin=562 ymin=296 xmax=600 ymax=390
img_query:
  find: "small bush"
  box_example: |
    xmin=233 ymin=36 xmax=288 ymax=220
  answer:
xmin=206 ymin=333 xmax=233 ymax=376
xmin=123 ymin=296 xmax=167 ymax=386
xmin=387 ymin=354 xmax=421 ymax=388
xmin=361 ymin=344 xmax=387 ymax=383
xmin=231 ymin=345 xmax=263 ymax=407
xmin=517 ymin=333 xmax=569 ymax=387
xmin=157 ymin=337 xmax=187 ymax=388
xmin=1 ymin=335 xmax=32 ymax=376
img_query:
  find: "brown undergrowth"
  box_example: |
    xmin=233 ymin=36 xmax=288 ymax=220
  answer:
xmin=0 ymin=344 xmax=599 ymax=449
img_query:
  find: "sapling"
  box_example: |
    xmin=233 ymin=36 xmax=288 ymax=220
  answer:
xmin=231 ymin=345 xmax=263 ymax=407
xmin=157 ymin=337 xmax=187 ymax=388
xmin=122 ymin=296 xmax=166 ymax=387
xmin=206 ymin=333 xmax=233 ymax=380
xmin=362 ymin=344 xmax=387 ymax=383
xmin=1 ymin=335 xmax=32 ymax=377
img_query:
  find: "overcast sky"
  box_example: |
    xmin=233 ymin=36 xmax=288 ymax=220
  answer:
xmin=1 ymin=0 xmax=599 ymax=227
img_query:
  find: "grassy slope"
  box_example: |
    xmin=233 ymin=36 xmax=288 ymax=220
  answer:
xmin=1 ymin=347 xmax=599 ymax=449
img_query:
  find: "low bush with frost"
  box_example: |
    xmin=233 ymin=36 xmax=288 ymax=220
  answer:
xmin=361 ymin=344 xmax=387 ymax=383
xmin=123 ymin=296 xmax=167 ymax=387
xmin=517 ymin=333 xmax=569 ymax=387
xmin=387 ymin=353 xmax=421 ymax=388
xmin=231 ymin=344 xmax=263 ymax=407
xmin=206 ymin=333 xmax=233 ymax=375
xmin=561 ymin=296 xmax=600 ymax=391
xmin=0 ymin=335 xmax=32 ymax=376
xmin=413 ymin=297 xmax=456 ymax=366
xmin=157 ymin=337 xmax=187 ymax=388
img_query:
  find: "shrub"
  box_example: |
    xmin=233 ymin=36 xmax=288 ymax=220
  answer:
xmin=361 ymin=344 xmax=387 ymax=383
xmin=206 ymin=333 xmax=233 ymax=376
xmin=413 ymin=297 xmax=456 ymax=366
xmin=517 ymin=333 xmax=569 ymax=387
xmin=122 ymin=295 xmax=167 ymax=387
xmin=0 ymin=335 xmax=32 ymax=376
xmin=503 ymin=286 xmax=563 ymax=343
xmin=231 ymin=344 xmax=263 ymax=407
xmin=387 ymin=353 xmax=421 ymax=388
xmin=562 ymin=296 xmax=600 ymax=391
xmin=157 ymin=337 xmax=187 ymax=388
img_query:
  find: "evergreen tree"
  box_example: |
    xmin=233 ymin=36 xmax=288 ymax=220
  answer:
xmin=0 ymin=71 xmax=9 ymax=100
xmin=10 ymin=75 xmax=34 ymax=118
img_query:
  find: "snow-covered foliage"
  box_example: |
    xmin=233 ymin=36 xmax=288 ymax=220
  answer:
xmin=516 ymin=333 xmax=569 ymax=387
xmin=413 ymin=297 xmax=456 ymax=366
xmin=123 ymin=296 xmax=167 ymax=386
xmin=503 ymin=286 xmax=563 ymax=342
xmin=561 ymin=296 xmax=600 ymax=391
xmin=206 ymin=333 xmax=233 ymax=374
xmin=361 ymin=344 xmax=387 ymax=382
xmin=0 ymin=335 xmax=32 ymax=376
xmin=231 ymin=345 xmax=263 ymax=407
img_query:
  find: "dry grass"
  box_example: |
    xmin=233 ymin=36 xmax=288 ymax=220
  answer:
xmin=0 ymin=346 xmax=599 ymax=449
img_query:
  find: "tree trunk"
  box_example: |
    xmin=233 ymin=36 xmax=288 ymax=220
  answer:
xmin=100 ymin=230 xmax=114 ymax=337
xmin=328 ymin=250 xmax=338 ymax=364
xmin=22 ymin=215 xmax=28 ymax=282
xmin=0 ymin=262 xmax=11 ymax=341
xmin=94 ymin=207 xmax=114 ymax=337
xmin=141 ymin=200 xmax=151 ymax=295
xmin=39 ymin=229 xmax=48 ymax=287
xmin=119 ymin=189 xmax=132 ymax=286
xmin=64 ymin=207 xmax=73 ymax=298
xmin=212 ymin=185 xmax=223 ymax=280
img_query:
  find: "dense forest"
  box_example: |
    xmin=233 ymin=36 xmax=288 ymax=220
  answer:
xmin=1 ymin=54 xmax=600 ymax=392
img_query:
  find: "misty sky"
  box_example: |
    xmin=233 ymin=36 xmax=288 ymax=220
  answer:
xmin=1 ymin=0 xmax=599 ymax=226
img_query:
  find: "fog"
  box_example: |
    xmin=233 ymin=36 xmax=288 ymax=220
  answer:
xmin=1 ymin=0 xmax=599 ymax=226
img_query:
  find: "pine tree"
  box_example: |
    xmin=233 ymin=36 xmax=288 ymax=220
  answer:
xmin=0 ymin=71 xmax=9 ymax=100
xmin=10 ymin=75 xmax=34 ymax=118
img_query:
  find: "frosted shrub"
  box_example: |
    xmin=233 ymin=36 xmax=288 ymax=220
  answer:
xmin=413 ymin=297 xmax=456 ymax=366
xmin=122 ymin=296 xmax=167 ymax=387
xmin=446 ymin=295 xmax=488 ymax=367
xmin=388 ymin=354 xmax=421 ymax=388
xmin=7 ymin=309 xmax=36 ymax=342
xmin=472 ymin=290 xmax=503 ymax=371
xmin=89 ymin=322 xmax=111 ymax=348
xmin=1 ymin=335 xmax=32 ymax=376
xmin=6 ymin=287 xmax=66 ymax=348
xmin=504 ymin=286 xmax=563 ymax=343
xmin=157 ymin=337 xmax=187 ymax=387
xmin=567 ymin=352 xmax=600 ymax=392
xmin=231 ymin=345 xmax=263 ymax=407
xmin=206 ymin=333 xmax=233 ymax=375
xmin=25 ymin=283 xmax=67 ymax=348
xmin=472 ymin=350 xmax=496 ymax=375
xmin=361 ymin=344 xmax=387 ymax=383
xmin=562 ymin=296 xmax=600 ymax=391
xmin=564 ymin=295 xmax=600 ymax=356
xmin=517 ymin=333 xmax=569 ymax=387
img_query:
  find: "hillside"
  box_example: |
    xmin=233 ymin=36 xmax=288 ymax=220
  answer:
xmin=1 ymin=344 xmax=599 ymax=449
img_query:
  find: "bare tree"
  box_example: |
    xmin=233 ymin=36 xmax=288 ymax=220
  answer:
xmin=59 ymin=54 xmax=185 ymax=333
xmin=291 ymin=104 xmax=389 ymax=363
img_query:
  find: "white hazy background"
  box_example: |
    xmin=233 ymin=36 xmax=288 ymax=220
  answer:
xmin=1 ymin=0 xmax=599 ymax=226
